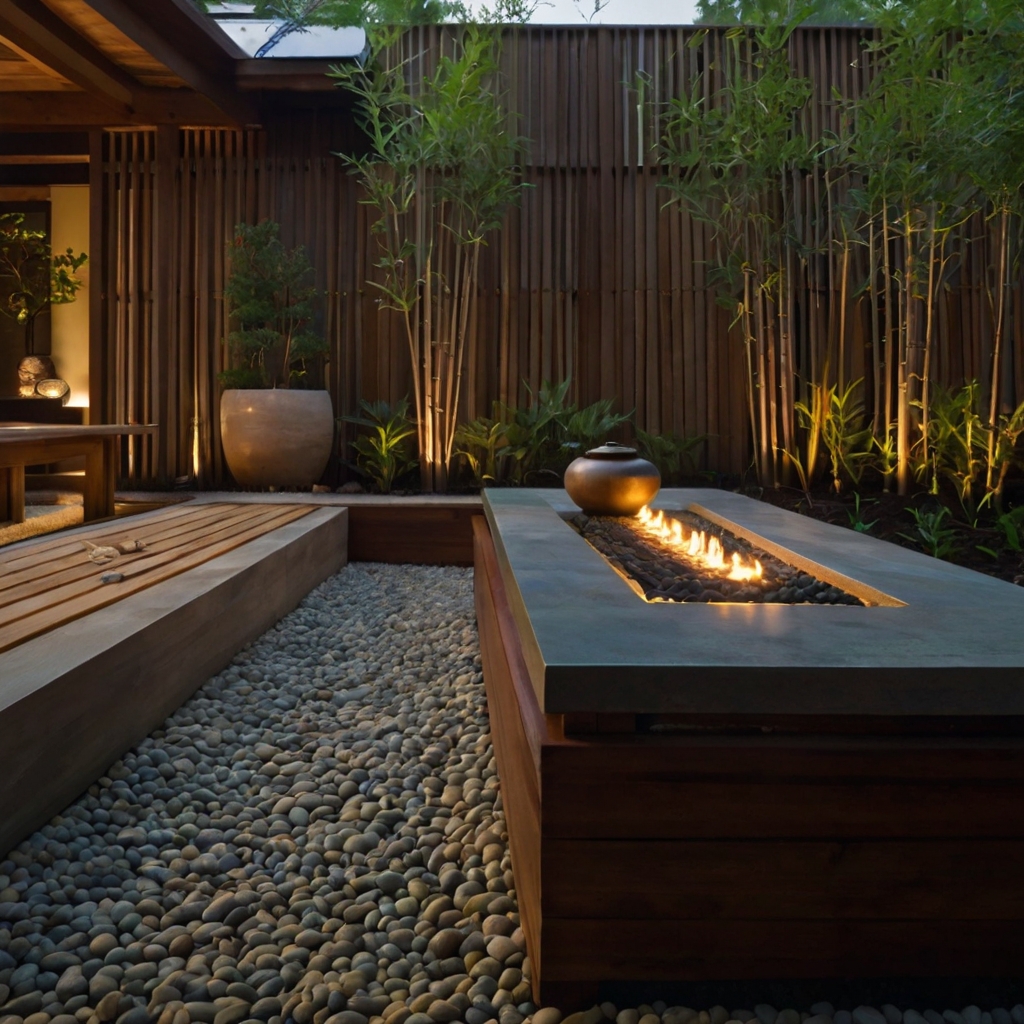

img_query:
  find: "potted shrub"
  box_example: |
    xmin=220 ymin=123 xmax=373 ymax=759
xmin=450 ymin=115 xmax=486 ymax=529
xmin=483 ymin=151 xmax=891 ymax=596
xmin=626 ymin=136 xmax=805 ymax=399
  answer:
xmin=219 ymin=220 xmax=333 ymax=488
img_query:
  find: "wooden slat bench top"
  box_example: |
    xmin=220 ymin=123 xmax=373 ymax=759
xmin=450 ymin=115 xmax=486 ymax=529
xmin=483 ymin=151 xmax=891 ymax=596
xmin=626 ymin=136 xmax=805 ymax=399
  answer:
xmin=0 ymin=502 xmax=316 ymax=654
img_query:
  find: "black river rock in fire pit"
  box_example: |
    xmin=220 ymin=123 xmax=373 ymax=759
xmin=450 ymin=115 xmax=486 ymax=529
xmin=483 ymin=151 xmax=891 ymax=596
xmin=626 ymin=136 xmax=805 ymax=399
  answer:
xmin=573 ymin=508 xmax=864 ymax=605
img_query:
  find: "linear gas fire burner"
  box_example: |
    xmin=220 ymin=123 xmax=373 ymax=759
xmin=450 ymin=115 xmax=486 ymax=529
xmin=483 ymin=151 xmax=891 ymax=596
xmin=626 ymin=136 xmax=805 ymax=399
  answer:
xmin=473 ymin=488 xmax=1024 ymax=1006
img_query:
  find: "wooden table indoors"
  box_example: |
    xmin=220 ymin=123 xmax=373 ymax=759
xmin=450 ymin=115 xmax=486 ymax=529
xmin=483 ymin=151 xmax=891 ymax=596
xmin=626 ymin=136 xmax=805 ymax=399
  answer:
xmin=0 ymin=424 xmax=158 ymax=525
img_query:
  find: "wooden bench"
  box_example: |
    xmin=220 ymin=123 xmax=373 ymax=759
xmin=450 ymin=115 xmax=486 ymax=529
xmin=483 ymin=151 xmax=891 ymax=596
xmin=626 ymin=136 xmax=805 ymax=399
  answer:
xmin=0 ymin=502 xmax=317 ymax=654
xmin=0 ymin=501 xmax=348 ymax=856
xmin=0 ymin=424 xmax=157 ymax=524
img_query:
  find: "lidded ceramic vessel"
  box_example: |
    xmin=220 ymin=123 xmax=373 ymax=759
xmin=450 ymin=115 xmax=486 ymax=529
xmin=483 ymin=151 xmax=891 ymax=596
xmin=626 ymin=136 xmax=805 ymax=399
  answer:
xmin=563 ymin=441 xmax=661 ymax=516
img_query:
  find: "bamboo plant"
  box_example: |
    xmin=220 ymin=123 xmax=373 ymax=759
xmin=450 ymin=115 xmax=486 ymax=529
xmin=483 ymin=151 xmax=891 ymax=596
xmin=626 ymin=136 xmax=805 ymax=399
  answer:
xmin=334 ymin=22 xmax=526 ymax=492
xmin=660 ymin=2 xmax=819 ymax=487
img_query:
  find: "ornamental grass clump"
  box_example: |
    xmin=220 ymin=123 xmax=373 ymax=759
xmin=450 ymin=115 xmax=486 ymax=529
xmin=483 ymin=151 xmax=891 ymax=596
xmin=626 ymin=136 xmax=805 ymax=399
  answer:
xmin=220 ymin=221 xmax=328 ymax=390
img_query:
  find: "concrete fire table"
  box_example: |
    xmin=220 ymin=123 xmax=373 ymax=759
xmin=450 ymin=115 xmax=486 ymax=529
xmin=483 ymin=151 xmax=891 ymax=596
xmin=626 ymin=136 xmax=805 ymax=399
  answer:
xmin=473 ymin=488 xmax=1024 ymax=1005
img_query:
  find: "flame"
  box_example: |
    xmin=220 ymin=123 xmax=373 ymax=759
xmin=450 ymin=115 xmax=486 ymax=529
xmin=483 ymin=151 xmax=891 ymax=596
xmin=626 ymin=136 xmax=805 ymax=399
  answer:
xmin=635 ymin=505 xmax=762 ymax=582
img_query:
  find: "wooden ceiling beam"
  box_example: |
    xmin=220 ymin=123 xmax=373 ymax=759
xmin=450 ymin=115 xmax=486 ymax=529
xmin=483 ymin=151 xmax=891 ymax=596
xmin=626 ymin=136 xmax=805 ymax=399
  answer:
xmin=76 ymin=0 xmax=256 ymax=126
xmin=0 ymin=0 xmax=136 ymax=111
xmin=236 ymin=58 xmax=339 ymax=92
xmin=0 ymin=89 xmax=239 ymax=128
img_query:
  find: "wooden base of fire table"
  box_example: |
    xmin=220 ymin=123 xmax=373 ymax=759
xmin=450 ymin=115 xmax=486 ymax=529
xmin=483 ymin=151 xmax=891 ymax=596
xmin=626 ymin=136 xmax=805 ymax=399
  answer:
xmin=473 ymin=515 xmax=1024 ymax=1007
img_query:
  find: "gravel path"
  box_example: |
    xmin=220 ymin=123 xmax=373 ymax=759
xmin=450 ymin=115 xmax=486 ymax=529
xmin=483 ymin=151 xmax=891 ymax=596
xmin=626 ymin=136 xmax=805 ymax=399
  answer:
xmin=1 ymin=564 xmax=1021 ymax=1024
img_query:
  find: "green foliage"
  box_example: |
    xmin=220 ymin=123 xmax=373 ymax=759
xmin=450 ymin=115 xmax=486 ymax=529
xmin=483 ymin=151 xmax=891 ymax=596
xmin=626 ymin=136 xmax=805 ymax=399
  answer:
xmin=191 ymin=0 xmax=465 ymax=28
xmin=634 ymin=428 xmax=707 ymax=485
xmin=343 ymin=397 xmax=418 ymax=492
xmin=845 ymin=493 xmax=877 ymax=533
xmin=661 ymin=15 xmax=816 ymax=286
xmin=454 ymin=379 xmax=632 ymax=487
xmin=454 ymin=411 xmax=514 ymax=487
xmin=914 ymin=382 xmax=986 ymax=506
xmin=790 ymin=380 xmax=828 ymax=495
xmin=660 ymin=3 xmax=818 ymax=486
xmin=790 ymin=379 xmax=871 ymax=494
xmin=696 ymin=0 xmax=871 ymax=25
xmin=995 ymin=507 xmax=1024 ymax=553
xmin=988 ymin=399 xmax=1024 ymax=506
xmin=333 ymin=21 xmax=527 ymax=490
xmin=977 ymin=506 xmax=1024 ymax=559
xmin=900 ymin=504 xmax=958 ymax=560
xmin=871 ymin=431 xmax=899 ymax=492
xmin=0 ymin=212 xmax=87 ymax=355
xmin=505 ymin=380 xmax=631 ymax=483
xmin=220 ymin=221 xmax=327 ymax=390
xmin=821 ymin=379 xmax=872 ymax=493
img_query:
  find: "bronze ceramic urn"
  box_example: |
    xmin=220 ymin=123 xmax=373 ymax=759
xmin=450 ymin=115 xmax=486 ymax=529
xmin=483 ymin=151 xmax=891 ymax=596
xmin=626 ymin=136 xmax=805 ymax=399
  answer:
xmin=563 ymin=441 xmax=661 ymax=516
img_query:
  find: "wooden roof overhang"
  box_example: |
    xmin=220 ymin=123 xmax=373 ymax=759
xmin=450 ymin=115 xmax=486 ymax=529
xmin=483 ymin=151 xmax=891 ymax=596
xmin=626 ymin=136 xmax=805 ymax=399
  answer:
xmin=0 ymin=0 xmax=352 ymax=132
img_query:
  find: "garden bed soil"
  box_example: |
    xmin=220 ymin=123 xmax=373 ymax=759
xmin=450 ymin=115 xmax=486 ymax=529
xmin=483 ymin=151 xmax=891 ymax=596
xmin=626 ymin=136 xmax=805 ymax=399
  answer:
xmin=751 ymin=486 xmax=1024 ymax=587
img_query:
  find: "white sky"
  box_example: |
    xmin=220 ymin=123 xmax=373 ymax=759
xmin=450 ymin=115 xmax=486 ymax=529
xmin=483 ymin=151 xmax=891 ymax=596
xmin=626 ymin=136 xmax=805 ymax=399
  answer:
xmin=522 ymin=0 xmax=699 ymax=23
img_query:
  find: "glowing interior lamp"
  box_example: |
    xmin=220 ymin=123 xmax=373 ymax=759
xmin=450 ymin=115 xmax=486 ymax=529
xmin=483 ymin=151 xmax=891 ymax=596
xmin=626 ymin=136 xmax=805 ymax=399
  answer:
xmin=35 ymin=378 xmax=71 ymax=405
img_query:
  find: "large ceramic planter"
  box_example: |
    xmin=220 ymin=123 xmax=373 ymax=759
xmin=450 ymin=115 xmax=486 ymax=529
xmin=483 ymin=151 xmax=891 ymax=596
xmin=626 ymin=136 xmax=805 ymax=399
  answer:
xmin=220 ymin=389 xmax=334 ymax=489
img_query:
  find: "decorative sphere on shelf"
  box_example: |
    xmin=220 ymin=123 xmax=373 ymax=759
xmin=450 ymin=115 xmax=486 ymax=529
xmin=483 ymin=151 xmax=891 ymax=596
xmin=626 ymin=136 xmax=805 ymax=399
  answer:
xmin=563 ymin=441 xmax=661 ymax=516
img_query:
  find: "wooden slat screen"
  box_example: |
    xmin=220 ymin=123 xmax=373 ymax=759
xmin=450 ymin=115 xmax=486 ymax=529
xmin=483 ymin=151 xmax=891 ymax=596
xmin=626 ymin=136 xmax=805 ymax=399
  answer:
xmin=95 ymin=25 xmax=1024 ymax=486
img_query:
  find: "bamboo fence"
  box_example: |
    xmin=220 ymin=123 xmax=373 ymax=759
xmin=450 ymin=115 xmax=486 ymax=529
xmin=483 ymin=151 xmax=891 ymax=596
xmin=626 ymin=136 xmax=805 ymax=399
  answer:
xmin=91 ymin=25 xmax=1024 ymax=486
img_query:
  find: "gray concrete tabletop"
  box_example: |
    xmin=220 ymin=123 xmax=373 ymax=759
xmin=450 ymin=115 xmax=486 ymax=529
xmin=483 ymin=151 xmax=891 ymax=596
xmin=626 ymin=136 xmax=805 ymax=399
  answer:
xmin=483 ymin=487 xmax=1024 ymax=717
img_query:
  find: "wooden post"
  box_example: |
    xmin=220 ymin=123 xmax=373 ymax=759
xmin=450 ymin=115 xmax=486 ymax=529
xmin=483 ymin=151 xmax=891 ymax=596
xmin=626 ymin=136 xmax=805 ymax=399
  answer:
xmin=88 ymin=131 xmax=105 ymax=426
xmin=0 ymin=466 xmax=26 ymax=524
xmin=150 ymin=124 xmax=177 ymax=487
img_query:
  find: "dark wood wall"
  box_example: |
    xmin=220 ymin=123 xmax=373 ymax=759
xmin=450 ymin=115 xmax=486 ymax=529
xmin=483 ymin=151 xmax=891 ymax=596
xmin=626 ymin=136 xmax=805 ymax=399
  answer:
xmin=91 ymin=25 xmax=1024 ymax=487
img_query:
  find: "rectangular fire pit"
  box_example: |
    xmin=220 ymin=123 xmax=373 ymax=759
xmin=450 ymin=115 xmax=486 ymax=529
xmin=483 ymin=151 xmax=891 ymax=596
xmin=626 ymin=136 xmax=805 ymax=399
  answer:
xmin=473 ymin=488 xmax=1024 ymax=1005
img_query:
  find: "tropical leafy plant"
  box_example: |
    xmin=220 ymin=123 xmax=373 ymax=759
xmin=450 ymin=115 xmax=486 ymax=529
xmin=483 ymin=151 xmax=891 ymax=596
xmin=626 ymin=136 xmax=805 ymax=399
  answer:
xmin=821 ymin=379 xmax=872 ymax=493
xmin=454 ymin=410 xmax=514 ymax=487
xmin=900 ymin=504 xmax=958 ymax=560
xmin=504 ymin=380 xmax=631 ymax=483
xmin=871 ymin=430 xmax=899 ymax=493
xmin=0 ymin=212 xmax=87 ymax=356
xmin=454 ymin=379 xmax=632 ymax=487
xmin=343 ymin=398 xmax=418 ymax=492
xmin=994 ymin=506 xmax=1024 ymax=553
xmin=845 ymin=493 xmax=877 ymax=534
xmin=986 ymin=399 xmax=1024 ymax=509
xmin=220 ymin=221 xmax=327 ymax=389
xmin=635 ymin=428 xmax=707 ymax=485
xmin=977 ymin=506 xmax=1024 ymax=560
xmin=913 ymin=382 xmax=986 ymax=514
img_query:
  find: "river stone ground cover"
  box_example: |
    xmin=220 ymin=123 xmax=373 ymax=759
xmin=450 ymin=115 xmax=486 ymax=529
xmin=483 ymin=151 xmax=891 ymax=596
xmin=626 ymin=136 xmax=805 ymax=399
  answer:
xmin=0 ymin=564 xmax=1022 ymax=1024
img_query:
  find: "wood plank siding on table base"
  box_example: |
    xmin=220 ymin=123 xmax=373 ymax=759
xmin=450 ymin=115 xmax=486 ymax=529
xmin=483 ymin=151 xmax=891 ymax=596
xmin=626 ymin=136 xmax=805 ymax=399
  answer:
xmin=0 ymin=502 xmax=347 ymax=858
xmin=471 ymin=516 xmax=1024 ymax=1004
